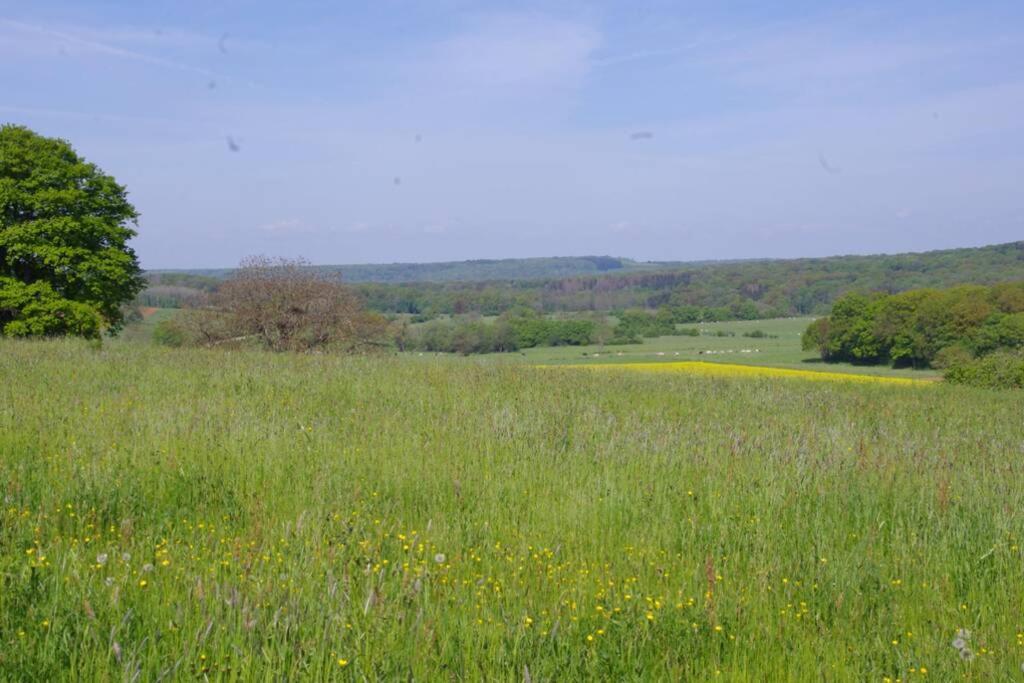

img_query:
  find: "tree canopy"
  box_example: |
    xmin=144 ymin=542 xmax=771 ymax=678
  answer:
xmin=157 ymin=256 xmax=390 ymax=352
xmin=802 ymin=282 xmax=1024 ymax=368
xmin=0 ymin=125 xmax=143 ymax=338
xmin=146 ymin=241 xmax=1024 ymax=321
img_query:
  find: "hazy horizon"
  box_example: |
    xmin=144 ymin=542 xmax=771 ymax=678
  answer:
xmin=146 ymin=237 xmax=1017 ymax=272
xmin=3 ymin=1 xmax=1022 ymax=269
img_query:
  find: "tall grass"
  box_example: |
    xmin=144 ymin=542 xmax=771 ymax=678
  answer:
xmin=1 ymin=340 xmax=1023 ymax=680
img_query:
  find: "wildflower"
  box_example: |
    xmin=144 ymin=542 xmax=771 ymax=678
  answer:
xmin=139 ymin=579 xmax=148 ymax=588
xmin=105 ymin=577 xmax=114 ymax=587
xmin=142 ymin=563 xmax=154 ymax=573
xmin=96 ymin=553 xmax=108 ymax=565
xmin=952 ymin=638 xmax=966 ymax=650
xmin=121 ymin=552 xmax=131 ymax=562
xmin=337 ymin=659 xmax=348 ymax=667
xmin=434 ymin=553 xmax=446 ymax=564
xmin=959 ymin=648 xmax=974 ymax=662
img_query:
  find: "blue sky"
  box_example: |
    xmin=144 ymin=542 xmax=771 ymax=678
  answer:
xmin=2 ymin=1 xmax=1022 ymax=268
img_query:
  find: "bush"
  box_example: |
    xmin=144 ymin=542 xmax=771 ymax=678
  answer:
xmin=944 ymin=350 xmax=1024 ymax=389
xmin=152 ymin=319 xmax=186 ymax=347
xmin=931 ymin=344 xmax=972 ymax=370
xmin=158 ymin=257 xmax=390 ymax=353
xmin=616 ymin=310 xmax=675 ymax=338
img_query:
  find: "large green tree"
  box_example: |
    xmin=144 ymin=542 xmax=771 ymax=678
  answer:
xmin=0 ymin=125 xmax=143 ymax=337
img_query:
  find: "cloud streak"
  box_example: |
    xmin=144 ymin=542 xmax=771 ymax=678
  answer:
xmin=0 ymin=18 xmax=221 ymax=79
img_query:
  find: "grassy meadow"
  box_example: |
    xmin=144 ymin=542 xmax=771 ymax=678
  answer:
xmin=2 ymin=340 xmax=1023 ymax=680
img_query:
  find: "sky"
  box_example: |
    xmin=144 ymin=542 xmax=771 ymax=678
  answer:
xmin=1 ymin=1 xmax=1023 ymax=269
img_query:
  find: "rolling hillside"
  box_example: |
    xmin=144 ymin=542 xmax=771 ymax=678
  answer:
xmin=142 ymin=241 xmax=1024 ymax=318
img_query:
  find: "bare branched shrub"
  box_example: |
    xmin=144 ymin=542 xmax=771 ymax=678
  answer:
xmin=162 ymin=256 xmax=389 ymax=352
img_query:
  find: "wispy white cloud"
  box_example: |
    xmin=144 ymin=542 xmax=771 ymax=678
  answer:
xmin=592 ymin=41 xmax=702 ymax=68
xmin=260 ymin=218 xmax=316 ymax=235
xmin=0 ymin=17 xmax=216 ymax=76
xmin=696 ymin=19 xmax=1022 ymax=96
xmin=0 ymin=18 xmax=222 ymax=79
xmin=416 ymin=13 xmax=601 ymax=91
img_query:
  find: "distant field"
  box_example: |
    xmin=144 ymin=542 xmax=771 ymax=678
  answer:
xmin=518 ymin=317 xmax=941 ymax=379
xmin=133 ymin=312 xmax=940 ymax=379
xmin=1 ymin=340 xmax=1021 ymax=679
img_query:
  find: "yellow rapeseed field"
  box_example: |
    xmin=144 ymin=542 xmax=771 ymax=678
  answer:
xmin=564 ymin=361 xmax=935 ymax=386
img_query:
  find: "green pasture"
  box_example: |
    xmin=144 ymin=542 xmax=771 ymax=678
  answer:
xmin=0 ymin=340 xmax=1019 ymax=679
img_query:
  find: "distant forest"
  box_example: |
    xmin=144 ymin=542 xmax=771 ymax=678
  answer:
xmin=151 ymin=255 xmax=659 ymax=284
xmin=141 ymin=241 xmax=1024 ymax=320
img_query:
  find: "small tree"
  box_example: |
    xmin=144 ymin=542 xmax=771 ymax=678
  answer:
xmin=0 ymin=125 xmax=143 ymax=337
xmin=171 ymin=256 xmax=388 ymax=352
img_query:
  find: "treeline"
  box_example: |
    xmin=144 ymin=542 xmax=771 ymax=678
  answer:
xmin=152 ymin=255 xmax=645 ymax=285
xmin=394 ymin=307 xmax=745 ymax=354
xmin=353 ymin=241 xmax=1024 ymax=318
xmin=137 ymin=272 xmax=220 ymax=308
xmin=318 ymin=255 xmax=637 ymax=283
xmin=141 ymin=241 xmax=1024 ymax=322
xmin=803 ymin=282 xmax=1024 ymax=387
xmin=396 ymin=310 xmax=598 ymax=354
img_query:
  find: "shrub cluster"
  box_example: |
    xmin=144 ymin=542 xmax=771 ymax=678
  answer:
xmin=943 ymin=350 xmax=1024 ymax=390
xmin=803 ymin=282 xmax=1024 ymax=368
